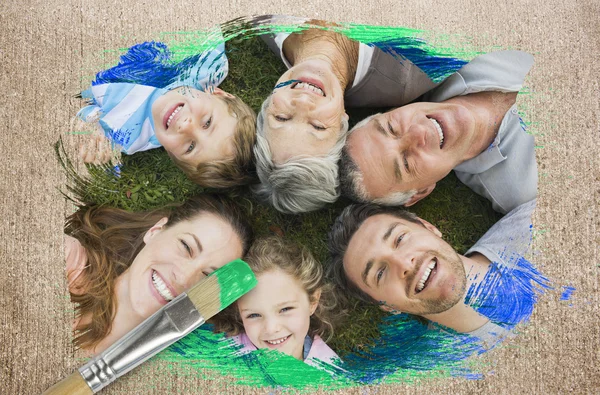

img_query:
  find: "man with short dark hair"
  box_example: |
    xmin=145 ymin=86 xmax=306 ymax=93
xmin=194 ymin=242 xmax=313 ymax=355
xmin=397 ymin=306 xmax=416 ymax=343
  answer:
xmin=327 ymin=199 xmax=548 ymax=345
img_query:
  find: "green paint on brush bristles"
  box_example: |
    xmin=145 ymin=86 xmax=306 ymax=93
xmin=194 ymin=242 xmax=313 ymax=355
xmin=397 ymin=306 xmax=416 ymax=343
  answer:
xmin=208 ymin=259 xmax=257 ymax=309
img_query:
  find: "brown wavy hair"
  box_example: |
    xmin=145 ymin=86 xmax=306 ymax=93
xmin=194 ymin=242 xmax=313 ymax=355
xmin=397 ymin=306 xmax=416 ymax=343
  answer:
xmin=212 ymin=236 xmax=339 ymax=342
xmin=169 ymin=94 xmax=257 ymax=188
xmin=65 ymin=194 xmax=253 ymax=350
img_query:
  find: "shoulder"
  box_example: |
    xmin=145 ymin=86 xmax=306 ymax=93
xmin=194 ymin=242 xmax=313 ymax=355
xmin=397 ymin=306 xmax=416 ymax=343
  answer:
xmin=426 ymin=50 xmax=534 ymax=102
xmin=305 ymin=335 xmax=339 ymax=364
xmin=230 ymin=332 xmax=257 ymax=354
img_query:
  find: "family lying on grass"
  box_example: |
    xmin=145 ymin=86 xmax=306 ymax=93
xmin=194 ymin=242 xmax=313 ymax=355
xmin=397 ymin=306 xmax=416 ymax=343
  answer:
xmin=64 ymin=16 xmax=544 ymax=374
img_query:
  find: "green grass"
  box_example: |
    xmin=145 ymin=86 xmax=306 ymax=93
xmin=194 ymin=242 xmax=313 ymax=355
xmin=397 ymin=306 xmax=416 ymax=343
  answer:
xmin=59 ymin=35 xmax=500 ymax=358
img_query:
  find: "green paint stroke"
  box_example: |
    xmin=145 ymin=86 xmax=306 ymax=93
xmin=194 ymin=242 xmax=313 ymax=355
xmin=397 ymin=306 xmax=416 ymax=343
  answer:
xmin=89 ymin=17 xmax=526 ymax=390
xmin=210 ymin=259 xmax=257 ymax=309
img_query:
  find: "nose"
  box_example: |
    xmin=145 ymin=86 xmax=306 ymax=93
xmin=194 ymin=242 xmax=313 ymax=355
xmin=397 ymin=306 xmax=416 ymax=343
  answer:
xmin=173 ymin=259 xmax=206 ymax=291
xmin=387 ymin=251 xmax=416 ymax=279
xmin=264 ymin=316 xmax=281 ymax=334
xmin=291 ymin=93 xmax=316 ymax=111
xmin=176 ymin=115 xmax=194 ymax=135
xmin=401 ymin=124 xmax=428 ymax=150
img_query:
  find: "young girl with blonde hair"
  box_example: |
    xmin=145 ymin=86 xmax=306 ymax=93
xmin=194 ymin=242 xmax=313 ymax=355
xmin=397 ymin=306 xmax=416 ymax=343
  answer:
xmin=213 ymin=236 xmax=340 ymax=367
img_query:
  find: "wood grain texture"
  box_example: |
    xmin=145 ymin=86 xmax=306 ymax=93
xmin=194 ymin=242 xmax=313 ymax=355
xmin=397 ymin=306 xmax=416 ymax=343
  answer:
xmin=1 ymin=0 xmax=598 ymax=394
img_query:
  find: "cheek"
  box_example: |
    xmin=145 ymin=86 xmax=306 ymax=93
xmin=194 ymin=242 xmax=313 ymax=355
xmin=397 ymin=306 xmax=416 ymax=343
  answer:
xmin=291 ymin=312 xmax=311 ymax=336
xmin=242 ymin=320 xmax=262 ymax=343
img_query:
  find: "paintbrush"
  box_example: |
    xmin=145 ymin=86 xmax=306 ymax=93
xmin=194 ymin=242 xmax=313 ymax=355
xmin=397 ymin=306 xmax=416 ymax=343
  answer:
xmin=43 ymin=258 xmax=256 ymax=394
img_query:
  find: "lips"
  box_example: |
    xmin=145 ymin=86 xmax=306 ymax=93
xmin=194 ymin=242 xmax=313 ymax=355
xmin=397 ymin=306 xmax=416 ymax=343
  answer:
xmin=263 ymin=334 xmax=291 ymax=347
xmin=427 ymin=117 xmax=445 ymax=148
xmin=163 ymin=103 xmax=184 ymax=129
xmin=415 ymin=258 xmax=438 ymax=294
xmin=292 ymin=77 xmax=326 ymax=97
xmin=151 ymin=270 xmax=177 ymax=303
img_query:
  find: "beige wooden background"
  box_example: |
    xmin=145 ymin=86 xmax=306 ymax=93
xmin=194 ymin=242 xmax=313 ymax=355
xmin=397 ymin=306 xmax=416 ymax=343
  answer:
xmin=1 ymin=0 xmax=598 ymax=393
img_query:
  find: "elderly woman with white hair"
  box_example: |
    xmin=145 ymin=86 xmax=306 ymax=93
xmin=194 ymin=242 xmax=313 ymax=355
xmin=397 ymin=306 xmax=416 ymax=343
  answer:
xmin=251 ymin=17 xmax=447 ymax=214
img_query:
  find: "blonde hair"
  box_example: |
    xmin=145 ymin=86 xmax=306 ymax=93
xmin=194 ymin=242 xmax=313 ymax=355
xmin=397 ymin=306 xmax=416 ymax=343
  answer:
xmin=169 ymin=94 xmax=257 ymax=188
xmin=212 ymin=236 xmax=338 ymax=341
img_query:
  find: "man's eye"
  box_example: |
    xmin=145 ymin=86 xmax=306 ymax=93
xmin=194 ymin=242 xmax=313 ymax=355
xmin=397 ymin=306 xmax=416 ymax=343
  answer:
xmin=311 ymin=124 xmax=326 ymax=131
xmin=275 ymin=115 xmax=289 ymax=122
xmin=203 ymin=116 xmax=212 ymax=129
xmin=403 ymin=154 xmax=409 ymax=172
xmin=395 ymin=234 xmax=404 ymax=248
xmin=376 ymin=267 xmax=385 ymax=284
xmin=186 ymin=142 xmax=195 ymax=153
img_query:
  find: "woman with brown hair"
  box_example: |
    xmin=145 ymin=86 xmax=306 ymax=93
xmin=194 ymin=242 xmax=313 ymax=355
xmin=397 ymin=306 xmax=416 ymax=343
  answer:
xmin=64 ymin=194 xmax=253 ymax=355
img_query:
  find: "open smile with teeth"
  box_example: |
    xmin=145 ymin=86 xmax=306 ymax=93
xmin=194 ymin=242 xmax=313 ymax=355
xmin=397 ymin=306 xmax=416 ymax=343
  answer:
xmin=152 ymin=270 xmax=174 ymax=302
xmin=264 ymin=335 xmax=291 ymax=345
xmin=166 ymin=105 xmax=183 ymax=128
xmin=427 ymin=117 xmax=444 ymax=148
xmin=416 ymin=259 xmax=437 ymax=293
xmin=292 ymin=81 xmax=325 ymax=97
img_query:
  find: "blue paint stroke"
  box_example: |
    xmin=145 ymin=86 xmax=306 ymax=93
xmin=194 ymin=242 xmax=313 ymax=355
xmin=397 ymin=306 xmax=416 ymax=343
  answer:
xmin=274 ymin=79 xmax=300 ymax=90
xmin=560 ymin=286 xmax=575 ymax=301
xmin=465 ymin=256 xmax=552 ymax=332
xmin=368 ymin=38 xmax=468 ymax=83
xmin=92 ymin=41 xmax=226 ymax=91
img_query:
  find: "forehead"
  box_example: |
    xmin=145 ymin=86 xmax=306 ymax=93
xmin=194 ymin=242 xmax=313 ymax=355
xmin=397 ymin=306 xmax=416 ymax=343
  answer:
xmin=238 ymin=269 xmax=308 ymax=308
xmin=343 ymin=214 xmax=416 ymax=269
xmin=171 ymin=213 xmax=239 ymax=244
xmin=266 ymin=118 xmax=336 ymax=162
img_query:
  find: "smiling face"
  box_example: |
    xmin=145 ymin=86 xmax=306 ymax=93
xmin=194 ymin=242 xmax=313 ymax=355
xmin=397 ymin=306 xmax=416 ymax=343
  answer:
xmin=265 ymin=59 xmax=348 ymax=162
xmin=152 ymin=87 xmax=238 ymax=166
xmin=346 ymin=101 xmax=481 ymax=204
xmin=237 ymin=269 xmax=319 ymax=361
xmin=117 ymin=213 xmax=244 ymax=321
xmin=343 ymin=214 xmax=467 ymax=316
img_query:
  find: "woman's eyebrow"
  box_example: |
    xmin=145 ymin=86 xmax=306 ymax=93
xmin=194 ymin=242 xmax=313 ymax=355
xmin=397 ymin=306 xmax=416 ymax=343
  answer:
xmin=186 ymin=233 xmax=203 ymax=253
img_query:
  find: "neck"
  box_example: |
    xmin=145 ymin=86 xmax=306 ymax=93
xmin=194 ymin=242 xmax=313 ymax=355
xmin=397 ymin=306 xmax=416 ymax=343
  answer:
xmin=422 ymin=253 xmax=491 ymax=332
xmin=282 ymin=29 xmax=359 ymax=90
xmin=450 ymin=91 xmax=518 ymax=161
xmin=89 ymin=275 xmax=144 ymax=355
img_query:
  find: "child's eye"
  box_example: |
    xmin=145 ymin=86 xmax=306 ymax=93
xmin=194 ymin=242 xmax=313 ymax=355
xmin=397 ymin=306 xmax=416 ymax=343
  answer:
xmin=395 ymin=234 xmax=404 ymax=248
xmin=186 ymin=142 xmax=195 ymax=153
xmin=376 ymin=267 xmax=385 ymax=284
xmin=203 ymin=116 xmax=212 ymax=129
xmin=280 ymin=307 xmax=294 ymax=313
xmin=246 ymin=313 xmax=260 ymax=319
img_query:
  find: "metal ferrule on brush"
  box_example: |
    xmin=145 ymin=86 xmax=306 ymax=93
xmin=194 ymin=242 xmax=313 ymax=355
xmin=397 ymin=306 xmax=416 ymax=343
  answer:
xmin=78 ymin=293 xmax=204 ymax=393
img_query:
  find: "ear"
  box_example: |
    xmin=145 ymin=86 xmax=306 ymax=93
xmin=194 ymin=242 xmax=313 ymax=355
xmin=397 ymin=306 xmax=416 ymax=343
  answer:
xmin=416 ymin=217 xmax=443 ymax=238
xmin=211 ymin=87 xmax=235 ymax=99
xmin=404 ymin=183 xmax=436 ymax=207
xmin=309 ymin=288 xmax=322 ymax=315
xmin=143 ymin=217 xmax=169 ymax=244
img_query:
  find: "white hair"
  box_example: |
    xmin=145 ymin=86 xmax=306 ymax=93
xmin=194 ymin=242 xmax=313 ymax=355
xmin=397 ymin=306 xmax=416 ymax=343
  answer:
xmin=252 ymin=95 xmax=350 ymax=214
xmin=340 ymin=112 xmax=417 ymax=206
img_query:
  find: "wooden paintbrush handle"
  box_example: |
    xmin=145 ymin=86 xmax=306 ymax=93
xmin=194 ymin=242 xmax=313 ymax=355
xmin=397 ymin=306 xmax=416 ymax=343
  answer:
xmin=43 ymin=371 xmax=93 ymax=395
